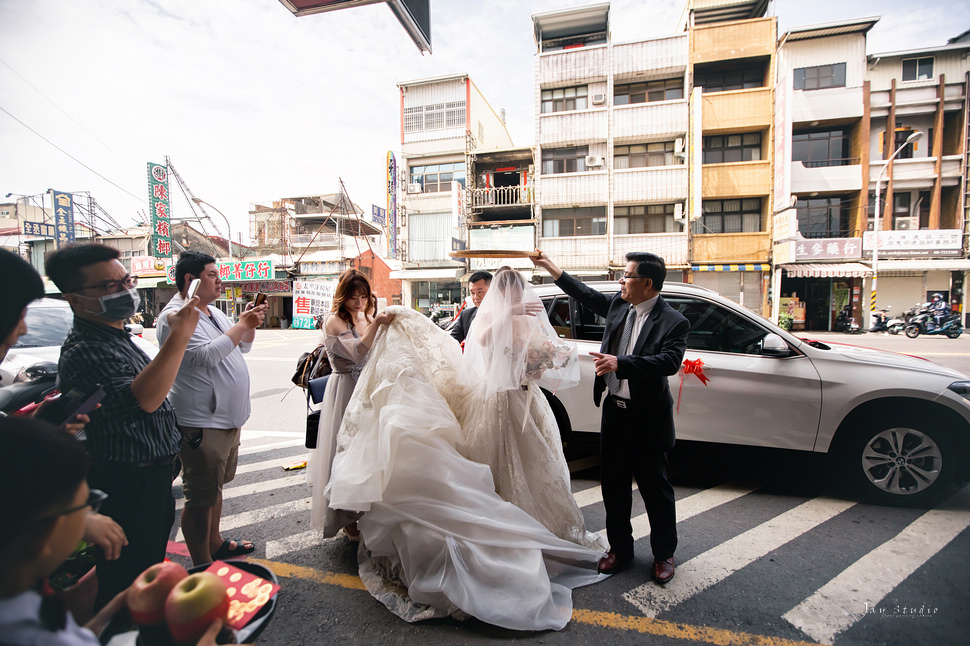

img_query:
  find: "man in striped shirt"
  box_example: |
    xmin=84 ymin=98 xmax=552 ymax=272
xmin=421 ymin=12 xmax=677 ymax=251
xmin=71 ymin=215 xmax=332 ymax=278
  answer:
xmin=46 ymin=244 xmax=200 ymax=610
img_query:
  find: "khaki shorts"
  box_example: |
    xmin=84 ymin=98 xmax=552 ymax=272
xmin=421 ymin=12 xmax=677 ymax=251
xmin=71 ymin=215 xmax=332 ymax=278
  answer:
xmin=178 ymin=426 xmax=240 ymax=508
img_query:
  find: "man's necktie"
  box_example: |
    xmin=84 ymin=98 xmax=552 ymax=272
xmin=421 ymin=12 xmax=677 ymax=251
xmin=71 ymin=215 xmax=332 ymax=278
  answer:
xmin=605 ymin=305 xmax=636 ymax=395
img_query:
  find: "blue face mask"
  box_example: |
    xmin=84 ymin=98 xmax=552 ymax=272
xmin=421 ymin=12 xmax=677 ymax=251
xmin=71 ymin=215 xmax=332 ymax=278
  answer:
xmin=78 ymin=288 xmax=141 ymax=321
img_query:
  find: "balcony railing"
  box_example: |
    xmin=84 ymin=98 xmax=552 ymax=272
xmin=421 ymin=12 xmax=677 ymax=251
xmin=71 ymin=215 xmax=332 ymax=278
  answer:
xmin=798 ymin=157 xmax=860 ymax=168
xmin=470 ymin=186 xmax=533 ymax=208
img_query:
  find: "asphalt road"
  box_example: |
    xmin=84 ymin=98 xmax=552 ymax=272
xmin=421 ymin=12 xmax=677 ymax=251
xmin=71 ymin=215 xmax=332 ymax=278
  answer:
xmin=141 ymin=326 xmax=970 ymax=646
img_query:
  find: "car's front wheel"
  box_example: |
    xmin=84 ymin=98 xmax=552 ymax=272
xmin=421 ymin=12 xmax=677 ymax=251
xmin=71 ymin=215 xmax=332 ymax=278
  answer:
xmin=840 ymin=416 xmax=955 ymax=507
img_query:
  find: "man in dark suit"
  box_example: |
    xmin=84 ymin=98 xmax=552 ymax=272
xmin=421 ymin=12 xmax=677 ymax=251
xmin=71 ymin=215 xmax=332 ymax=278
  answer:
xmin=532 ymin=250 xmax=689 ymax=584
xmin=450 ymin=270 xmax=492 ymax=343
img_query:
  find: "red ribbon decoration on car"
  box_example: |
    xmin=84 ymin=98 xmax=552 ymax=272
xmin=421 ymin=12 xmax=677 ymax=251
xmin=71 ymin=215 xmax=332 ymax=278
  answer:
xmin=677 ymin=358 xmax=710 ymax=413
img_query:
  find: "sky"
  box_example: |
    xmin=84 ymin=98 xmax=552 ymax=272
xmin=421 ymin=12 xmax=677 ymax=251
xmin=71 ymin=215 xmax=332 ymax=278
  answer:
xmin=1 ymin=0 xmax=968 ymax=248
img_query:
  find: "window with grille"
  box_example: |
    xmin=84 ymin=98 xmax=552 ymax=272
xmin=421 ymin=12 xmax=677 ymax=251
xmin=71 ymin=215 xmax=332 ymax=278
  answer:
xmin=702 ymin=133 xmax=761 ymax=163
xmin=902 ymin=57 xmax=933 ymax=82
xmin=615 ymin=204 xmax=676 ymax=234
xmin=541 ymin=146 xmax=589 ymax=174
xmin=410 ymin=162 xmax=466 ymax=193
xmin=542 ymin=206 xmax=607 ymax=237
xmin=695 ymin=199 xmax=762 ymax=234
xmin=694 ymin=64 xmax=765 ymax=92
xmin=403 ymin=101 xmax=466 ymax=133
xmin=796 ymin=196 xmax=851 ymax=238
xmin=614 ymin=141 xmax=680 ymax=168
xmin=793 ymin=63 xmax=846 ymax=90
xmin=541 ymin=85 xmax=588 ymax=113
xmin=614 ymin=78 xmax=683 ymax=105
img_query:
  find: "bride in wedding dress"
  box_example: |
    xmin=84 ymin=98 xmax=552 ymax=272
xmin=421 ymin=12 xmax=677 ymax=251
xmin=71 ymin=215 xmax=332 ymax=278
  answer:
xmin=325 ymin=270 xmax=608 ymax=631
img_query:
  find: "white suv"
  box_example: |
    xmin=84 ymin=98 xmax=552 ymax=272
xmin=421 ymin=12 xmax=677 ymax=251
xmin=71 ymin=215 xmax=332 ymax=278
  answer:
xmin=535 ymin=281 xmax=970 ymax=507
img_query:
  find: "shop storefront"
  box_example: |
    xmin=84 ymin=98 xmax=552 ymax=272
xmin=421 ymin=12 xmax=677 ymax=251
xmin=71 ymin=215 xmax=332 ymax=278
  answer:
xmin=389 ymin=267 xmax=463 ymax=315
xmin=691 ymin=264 xmax=770 ymax=316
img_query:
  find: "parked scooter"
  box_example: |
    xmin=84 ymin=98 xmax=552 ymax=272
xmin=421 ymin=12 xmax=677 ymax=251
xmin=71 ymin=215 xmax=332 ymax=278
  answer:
xmin=904 ymin=310 xmax=963 ymax=338
xmin=869 ymin=306 xmax=892 ymax=332
xmin=833 ymin=304 xmax=861 ymax=333
xmin=0 ymin=375 xmax=57 ymax=416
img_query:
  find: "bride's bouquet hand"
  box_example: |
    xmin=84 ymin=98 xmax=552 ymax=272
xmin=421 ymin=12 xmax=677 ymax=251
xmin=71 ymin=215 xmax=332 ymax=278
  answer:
xmin=375 ymin=311 xmax=396 ymax=326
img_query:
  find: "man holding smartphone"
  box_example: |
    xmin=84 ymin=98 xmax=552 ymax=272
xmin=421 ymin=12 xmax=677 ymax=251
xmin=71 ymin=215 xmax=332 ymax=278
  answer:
xmin=46 ymin=243 xmax=200 ymax=610
xmin=156 ymin=251 xmax=267 ymax=566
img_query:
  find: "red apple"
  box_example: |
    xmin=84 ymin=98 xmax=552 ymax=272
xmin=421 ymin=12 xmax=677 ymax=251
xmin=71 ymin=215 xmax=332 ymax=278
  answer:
xmin=164 ymin=571 xmax=230 ymax=644
xmin=127 ymin=561 xmax=189 ymax=626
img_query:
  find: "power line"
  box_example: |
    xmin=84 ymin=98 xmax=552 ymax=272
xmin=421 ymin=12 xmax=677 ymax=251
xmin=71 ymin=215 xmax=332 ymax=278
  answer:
xmin=0 ymin=103 xmax=147 ymax=204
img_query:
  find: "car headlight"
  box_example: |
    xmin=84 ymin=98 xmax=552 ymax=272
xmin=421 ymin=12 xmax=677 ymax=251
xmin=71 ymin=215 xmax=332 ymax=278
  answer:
xmin=947 ymin=381 xmax=970 ymax=402
xmin=14 ymin=362 xmax=58 ymax=383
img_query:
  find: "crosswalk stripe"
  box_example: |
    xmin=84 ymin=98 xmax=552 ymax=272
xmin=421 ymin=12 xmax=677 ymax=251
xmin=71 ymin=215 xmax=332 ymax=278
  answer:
xmin=624 ymin=496 xmax=856 ymax=618
xmin=238 ymin=439 xmax=305 ymax=455
xmin=175 ymin=472 xmax=307 ymax=510
xmin=265 ymin=528 xmax=336 ymax=560
xmin=176 ymin=497 xmax=313 ymax=542
xmin=782 ymin=485 xmax=970 ymax=644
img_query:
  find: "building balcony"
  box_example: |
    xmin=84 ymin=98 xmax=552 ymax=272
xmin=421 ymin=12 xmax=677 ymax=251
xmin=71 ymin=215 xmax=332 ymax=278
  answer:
xmin=692 ymin=232 xmax=771 ymax=263
xmin=870 ymin=82 xmax=967 ymax=118
xmin=614 ymin=100 xmax=688 ymax=142
xmin=691 ymin=18 xmax=775 ymax=65
xmin=538 ymin=171 xmax=609 ymax=207
xmin=702 ymin=160 xmax=771 ymax=199
xmin=702 ymin=87 xmax=772 ymax=133
xmin=613 ymin=232 xmax=689 ymax=267
xmin=469 ymin=186 xmax=534 ymax=219
xmin=613 ymin=35 xmax=687 ymax=77
xmin=537 ymin=44 xmax=608 ymax=87
xmin=538 ymin=109 xmax=608 ymax=147
xmin=792 ymin=86 xmax=864 ymax=125
xmin=535 ymin=235 xmax=609 ymax=269
xmin=790 ymin=160 xmax=863 ymax=194
xmin=869 ymin=156 xmax=964 ymax=190
xmin=614 ymin=166 xmax=688 ymax=204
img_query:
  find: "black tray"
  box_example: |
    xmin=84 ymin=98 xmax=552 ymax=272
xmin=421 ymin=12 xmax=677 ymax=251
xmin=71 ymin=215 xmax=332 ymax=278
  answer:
xmin=101 ymin=560 xmax=278 ymax=645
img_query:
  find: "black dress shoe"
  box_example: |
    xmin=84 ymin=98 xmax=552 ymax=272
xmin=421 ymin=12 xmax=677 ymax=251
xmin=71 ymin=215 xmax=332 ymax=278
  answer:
xmin=598 ymin=552 xmax=632 ymax=574
xmin=653 ymin=557 xmax=675 ymax=584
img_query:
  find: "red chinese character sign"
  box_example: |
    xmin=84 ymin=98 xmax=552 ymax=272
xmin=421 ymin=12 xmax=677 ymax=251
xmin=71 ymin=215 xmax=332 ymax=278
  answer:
xmin=148 ymin=162 xmax=172 ymax=258
xmin=292 ymin=279 xmax=338 ymax=329
xmin=165 ymin=259 xmax=275 ymax=285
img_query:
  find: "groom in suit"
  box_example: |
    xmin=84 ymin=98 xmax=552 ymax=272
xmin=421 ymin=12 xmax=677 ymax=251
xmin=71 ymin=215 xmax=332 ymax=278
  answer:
xmin=450 ymin=270 xmax=492 ymax=343
xmin=531 ymin=250 xmax=689 ymax=584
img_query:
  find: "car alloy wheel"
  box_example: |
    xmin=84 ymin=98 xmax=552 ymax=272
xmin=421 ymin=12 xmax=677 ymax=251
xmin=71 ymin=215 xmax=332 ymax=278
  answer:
xmin=859 ymin=426 xmax=946 ymax=502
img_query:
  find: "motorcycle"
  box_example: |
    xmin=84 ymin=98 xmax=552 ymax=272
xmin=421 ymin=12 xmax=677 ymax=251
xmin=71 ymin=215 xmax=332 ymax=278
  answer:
xmin=904 ymin=310 xmax=963 ymax=338
xmin=833 ymin=305 xmax=861 ymax=334
xmin=869 ymin=306 xmax=892 ymax=333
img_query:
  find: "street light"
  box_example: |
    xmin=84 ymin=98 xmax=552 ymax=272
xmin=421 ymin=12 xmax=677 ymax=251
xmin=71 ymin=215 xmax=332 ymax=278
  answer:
xmin=190 ymin=197 xmax=233 ymax=261
xmin=871 ymin=130 xmax=923 ymax=317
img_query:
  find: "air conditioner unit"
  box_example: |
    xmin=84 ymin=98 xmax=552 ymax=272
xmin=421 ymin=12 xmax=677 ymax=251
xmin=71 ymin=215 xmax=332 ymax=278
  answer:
xmin=895 ymin=216 xmax=918 ymax=230
xmin=673 ymin=203 xmax=685 ymax=221
xmin=408 ymin=183 xmax=423 ymax=194
xmin=674 ymin=137 xmax=686 ymax=158
xmin=585 ymin=155 xmax=604 ymax=167
xmin=591 ymin=93 xmax=606 ymax=105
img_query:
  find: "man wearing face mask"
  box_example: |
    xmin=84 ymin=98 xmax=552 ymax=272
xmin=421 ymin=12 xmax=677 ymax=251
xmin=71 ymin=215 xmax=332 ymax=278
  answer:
xmin=46 ymin=243 xmax=201 ymax=610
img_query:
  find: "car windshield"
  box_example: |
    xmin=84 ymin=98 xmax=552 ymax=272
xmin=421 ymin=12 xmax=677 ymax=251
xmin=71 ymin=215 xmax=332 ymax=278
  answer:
xmin=14 ymin=303 xmax=74 ymax=348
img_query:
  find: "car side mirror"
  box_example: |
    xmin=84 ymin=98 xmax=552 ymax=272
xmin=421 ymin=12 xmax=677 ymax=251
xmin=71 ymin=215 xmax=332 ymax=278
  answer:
xmin=762 ymin=333 xmax=791 ymax=357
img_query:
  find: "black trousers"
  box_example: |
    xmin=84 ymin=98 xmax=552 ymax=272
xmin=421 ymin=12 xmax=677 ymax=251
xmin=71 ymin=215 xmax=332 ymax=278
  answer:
xmin=88 ymin=462 xmax=176 ymax=610
xmin=600 ymin=396 xmax=677 ymax=561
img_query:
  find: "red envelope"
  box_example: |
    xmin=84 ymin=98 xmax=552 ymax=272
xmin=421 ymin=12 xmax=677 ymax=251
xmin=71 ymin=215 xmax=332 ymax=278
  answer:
xmin=204 ymin=560 xmax=280 ymax=629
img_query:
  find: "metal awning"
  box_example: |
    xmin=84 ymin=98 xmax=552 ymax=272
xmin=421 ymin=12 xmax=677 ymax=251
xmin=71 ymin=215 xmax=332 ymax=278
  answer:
xmin=692 ymin=264 xmax=770 ymax=272
xmin=136 ymin=276 xmax=172 ymax=288
xmin=876 ymin=259 xmax=970 ymax=272
xmin=389 ymin=268 xmax=462 ymax=280
xmin=782 ymin=263 xmax=873 ymax=278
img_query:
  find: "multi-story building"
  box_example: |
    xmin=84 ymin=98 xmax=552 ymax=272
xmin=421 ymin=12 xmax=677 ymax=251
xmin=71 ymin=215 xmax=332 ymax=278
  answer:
xmin=773 ymin=17 xmax=878 ymax=330
xmin=684 ymin=0 xmax=776 ymax=316
xmin=394 ymin=73 xmax=515 ymax=312
xmin=774 ymin=18 xmax=970 ymax=330
xmin=532 ymin=3 xmax=691 ymax=285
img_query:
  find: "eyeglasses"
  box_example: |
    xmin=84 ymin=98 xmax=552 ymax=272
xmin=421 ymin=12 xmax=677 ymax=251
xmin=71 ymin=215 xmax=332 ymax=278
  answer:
xmin=4 ymin=489 xmax=108 ymax=540
xmin=618 ymin=274 xmax=645 ymax=282
xmin=74 ymin=275 xmax=138 ymax=294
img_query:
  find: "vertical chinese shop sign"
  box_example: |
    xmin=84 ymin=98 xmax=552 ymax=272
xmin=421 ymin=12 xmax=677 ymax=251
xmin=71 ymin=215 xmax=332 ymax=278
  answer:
xmin=50 ymin=190 xmax=76 ymax=248
xmin=148 ymin=162 xmax=172 ymax=258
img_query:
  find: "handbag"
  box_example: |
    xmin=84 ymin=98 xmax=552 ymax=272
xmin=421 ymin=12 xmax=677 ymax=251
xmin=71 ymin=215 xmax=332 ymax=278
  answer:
xmin=308 ymin=375 xmax=330 ymax=405
xmin=292 ymin=345 xmax=332 ymax=389
xmin=305 ymin=410 xmax=320 ymax=449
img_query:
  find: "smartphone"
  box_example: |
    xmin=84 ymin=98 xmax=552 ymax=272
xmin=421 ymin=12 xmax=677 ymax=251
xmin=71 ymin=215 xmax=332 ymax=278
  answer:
xmin=186 ymin=278 xmax=201 ymax=300
xmin=255 ymin=292 xmax=267 ymax=307
xmin=36 ymin=383 xmax=105 ymax=429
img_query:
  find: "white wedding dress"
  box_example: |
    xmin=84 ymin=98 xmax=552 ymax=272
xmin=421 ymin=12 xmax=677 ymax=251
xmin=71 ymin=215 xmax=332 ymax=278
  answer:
xmin=326 ymin=296 xmax=607 ymax=631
